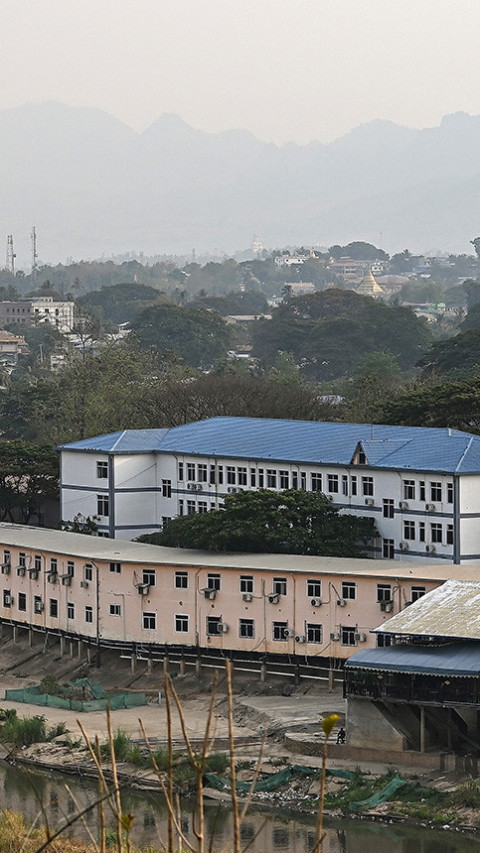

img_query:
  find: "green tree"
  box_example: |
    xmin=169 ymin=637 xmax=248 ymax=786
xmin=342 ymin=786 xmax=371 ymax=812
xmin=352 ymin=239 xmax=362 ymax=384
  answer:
xmin=376 ymin=377 xmax=480 ymax=433
xmin=140 ymin=489 xmax=377 ymax=557
xmin=131 ymin=304 xmax=231 ymax=368
xmin=0 ymin=441 xmax=59 ymax=523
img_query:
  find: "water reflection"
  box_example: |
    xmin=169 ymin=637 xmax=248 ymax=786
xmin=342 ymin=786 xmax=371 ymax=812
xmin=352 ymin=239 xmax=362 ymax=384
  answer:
xmin=0 ymin=761 xmax=476 ymax=852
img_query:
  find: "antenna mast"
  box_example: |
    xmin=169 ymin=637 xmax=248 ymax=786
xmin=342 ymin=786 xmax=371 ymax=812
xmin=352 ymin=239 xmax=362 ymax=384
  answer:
xmin=6 ymin=235 xmax=15 ymax=276
xmin=31 ymin=226 xmax=38 ymax=285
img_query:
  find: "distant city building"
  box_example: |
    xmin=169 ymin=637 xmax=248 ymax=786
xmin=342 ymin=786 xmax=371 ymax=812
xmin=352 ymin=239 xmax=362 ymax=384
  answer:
xmin=0 ymin=297 xmax=75 ymax=333
xmin=0 ymin=330 xmax=28 ymax=361
xmin=355 ymin=268 xmax=385 ymax=299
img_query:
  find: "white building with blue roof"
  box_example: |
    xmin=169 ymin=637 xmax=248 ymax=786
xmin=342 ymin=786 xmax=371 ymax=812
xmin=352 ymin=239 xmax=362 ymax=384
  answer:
xmin=58 ymin=417 xmax=480 ymax=562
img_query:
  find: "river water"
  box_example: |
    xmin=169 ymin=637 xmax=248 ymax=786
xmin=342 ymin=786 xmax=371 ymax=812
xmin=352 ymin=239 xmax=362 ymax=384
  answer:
xmin=0 ymin=761 xmax=477 ymax=852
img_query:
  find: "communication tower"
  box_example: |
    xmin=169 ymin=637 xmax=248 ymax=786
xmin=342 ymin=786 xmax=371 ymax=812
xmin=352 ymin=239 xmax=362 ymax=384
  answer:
xmin=6 ymin=235 xmax=15 ymax=275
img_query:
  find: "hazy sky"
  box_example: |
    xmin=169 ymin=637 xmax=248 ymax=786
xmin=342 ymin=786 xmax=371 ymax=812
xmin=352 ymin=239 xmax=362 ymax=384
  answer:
xmin=2 ymin=0 xmax=480 ymax=144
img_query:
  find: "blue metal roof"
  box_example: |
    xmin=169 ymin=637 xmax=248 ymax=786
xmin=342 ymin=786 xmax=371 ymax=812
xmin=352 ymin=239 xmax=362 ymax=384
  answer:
xmin=58 ymin=417 xmax=480 ymax=473
xmin=345 ymin=642 xmax=480 ymax=677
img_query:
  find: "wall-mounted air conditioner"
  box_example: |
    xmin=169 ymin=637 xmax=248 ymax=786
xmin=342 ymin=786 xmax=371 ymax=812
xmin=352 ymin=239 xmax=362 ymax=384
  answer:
xmin=310 ymin=597 xmax=322 ymax=607
xmin=283 ymin=628 xmax=295 ymax=638
xmin=425 ymin=503 xmax=436 ymax=512
xmin=330 ymin=632 xmax=340 ymax=641
xmin=399 ymin=542 xmax=409 ymax=551
xmin=80 ymin=580 xmax=89 ymax=588
xmin=218 ymin=622 xmax=229 ymax=633
xmin=295 ymin=634 xmax=306 ymax=643
xmin=355 ymin=632 xmax=367 ymax=642
xmin=34 ymin=601 xmax=44 ymax=614
xmin=337 ymin=599 xmax=346 ymax=607
xmin=399 ymin=501 xmax=409 ymax=510
xmin=204 ymin=588 xmax=216 ymax=600
xmin=137 ymin=583 xmax=150 ymax=595
xmin=1 ymin=563 xmax=11 ymax=575
xmin=242 ymin=592 xmax=253 ymax=602
xmin=364 ymin=498 xmax=374 ymax=507
xmin=380 ymin=601 xmax=393 ymax=612
xmin=16 ymin=567 xmax=26 ymax=577
xmin=268 ymin=593 xmax=280 ymax=604
xmin=425 ymin=544 xmax=436 ymax=553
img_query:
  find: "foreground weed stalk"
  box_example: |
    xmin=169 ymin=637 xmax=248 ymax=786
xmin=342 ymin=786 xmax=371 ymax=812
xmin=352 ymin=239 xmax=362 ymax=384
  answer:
xmin=314 ymin=713 xmax=339 ymax=853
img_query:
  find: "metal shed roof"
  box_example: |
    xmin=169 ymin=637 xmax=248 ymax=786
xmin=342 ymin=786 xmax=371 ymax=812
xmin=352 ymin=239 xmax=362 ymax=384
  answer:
xmin=345 ymin=642 xmax=480 ymax=677
xmin=58 ymin=417 xmax=480 ymax=473
xmin=374 ymin=579 xmax=480 ymax=640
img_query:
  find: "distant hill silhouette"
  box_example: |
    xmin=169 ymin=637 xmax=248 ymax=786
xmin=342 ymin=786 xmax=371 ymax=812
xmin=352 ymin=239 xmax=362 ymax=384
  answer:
xmin=1 ymin=102 xmax=479 ymax=262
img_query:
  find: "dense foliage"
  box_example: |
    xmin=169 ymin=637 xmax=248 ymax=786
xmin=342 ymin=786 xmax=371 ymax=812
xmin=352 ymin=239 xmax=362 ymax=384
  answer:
xmin=139 ymin=489 xmax=377 ymax=557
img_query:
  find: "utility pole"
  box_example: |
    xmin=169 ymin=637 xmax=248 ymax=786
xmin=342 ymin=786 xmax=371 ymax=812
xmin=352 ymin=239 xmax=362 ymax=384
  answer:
xmin=31 ymin=226 xmax=38 ymax=286
xmin=6 ymin=235 xmax=15 ymax=275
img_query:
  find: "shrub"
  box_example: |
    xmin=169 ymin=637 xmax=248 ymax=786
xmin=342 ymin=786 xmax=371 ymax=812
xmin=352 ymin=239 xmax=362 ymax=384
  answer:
xmin=205 ymin=752 xmax=229 ymax=774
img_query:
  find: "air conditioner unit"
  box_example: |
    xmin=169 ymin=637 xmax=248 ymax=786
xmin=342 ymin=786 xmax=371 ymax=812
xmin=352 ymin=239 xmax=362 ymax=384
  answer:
xmin=295 ymin=635 xmax=306 ymax=643
xmin=1 ymin=564 xmax=10 ymax=574
xmin=330 ymin=631 xmax=340 ymax=641
xmin=218 ymin=622 xmax=229 ymax=633
xmin=364 ymin=498 xmax=374 ymax=507
xmin=337 ymin=599 xmax=346 ymax=607
xmin=425 ymin=503 xmax=436 ymax=512
xmin=47 ymin=574 xmax=57 ymax=583
xmin=187 ymin=483 xmax=195 ymax=490
xmin=80 ymin=580 xmax=89 ymax=588
xmin=268 ymin=593 xmax=280 ymax=604
xmin=399 ymin=541 xmax=409 ymax=551
xmin=3 ymin=595 xmax=13 ymax=606
xmin=310 ymin=597 xmax=322 ymax=607
xmin=283 ymin=628 xmax=295 ymax=638
xmin=204 ymin=588 xmax=216 ymax=600
xmin=380 ymin=601 xmax=393 ymax=612
xmin=16 ymin=567 xmax=26 ymax=576
xmin=137 ymin=583 xmax=150 ymax=595
xmin=61 ymin=576 xmax=72 ymax=586
xmin=355 ymin=632 xmax=367 ymax=642
xmin=194 ymin=484 xmax=203 ymax=491
xmin=34 ymin=602 xmax=44 ymax=614
xmin=242 ymin=592 xmax=253 ymax=602
xmin=425 ymin=544 xmax=436 ymax=553
xmin=227 ymin=487 xmax=238 ymax=494
xmin=29 ymin=568 xmax=39 ymax=579
xmin=399 ymin=501 xmax=409 ymax=510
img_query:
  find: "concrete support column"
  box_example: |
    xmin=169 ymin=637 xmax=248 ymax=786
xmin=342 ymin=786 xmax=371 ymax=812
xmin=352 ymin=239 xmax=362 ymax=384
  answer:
xmin=179 ymin=658 xmax=185 ymax=676
xmin=12 ymin=626 xmax=17 ymax=645
xmin=294 ymin=664 xmax=300 ymax=686
xmin=195 ymin=655 xmax=202 ymax=677
xmin=86 ymin=646 xmax=92 ymax=664
xmin=328 ymin=668 xmax=334 ymax=692
xmin=147 ymin=658 xmax=152 ymax=675
xmin=69 ymin=641 xmax=74 ymax=657
xmin=28 ymin=628 xmax=33 ymax=648
xmin=130 ymin=655 xmax=136 ymax=674
xmin=260 ymin=662 xmax=267 ymax=683
xmin=77 ymin=640 xmax=82 ymax=659
xmin=0 ymin=622 xmax=4 ymax=640
xmin=59 ymin=636 xmax=65 ymax=657
xmin=420 ymin=705 xmax=425 ymax=753
xmin=163 ymin=656 xmax=169 ymax=675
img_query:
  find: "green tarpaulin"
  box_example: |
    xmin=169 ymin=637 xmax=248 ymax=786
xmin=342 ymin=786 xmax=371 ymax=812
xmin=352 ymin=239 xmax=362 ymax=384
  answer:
xmin=349 ymin=776 xmax=407 ymax=812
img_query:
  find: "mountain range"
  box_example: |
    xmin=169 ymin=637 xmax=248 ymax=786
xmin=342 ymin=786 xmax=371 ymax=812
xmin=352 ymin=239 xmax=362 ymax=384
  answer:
xmin=1 ymin=102 xmax=479 ymax=264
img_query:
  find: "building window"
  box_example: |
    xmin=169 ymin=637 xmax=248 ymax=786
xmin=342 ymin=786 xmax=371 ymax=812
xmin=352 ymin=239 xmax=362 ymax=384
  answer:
xmin=351 ymin=476 xmax=358 ymax=496
xmin=207 ymin=616 xmax=221 ymax=636
xmin=342 ymin=475 xmax=348 ymax=496
xmin=362 ymin=477 xmax=374 ymax=497
xmin=197 ymin=464 xmax=207 ymax=483
xmin=273 ymin=577 xmax=287 ymax=596
xmin=419 ymin=481 xmax=426 ymax=501
xmin=96 ymin=461 xmax=108 ymax=479
xmin=67 ymin=602 xmax=75 ymax=620
xmin=49 ymin=598 xmax=58 ymax=618
xmin=328 ymin=474 xmax=339 ymax=493
xmin=430 ymin=482 xmax=442 ymax=502
xmin=178 ymin=462 xmax=184 ymax=480
xmin=2 ymin=589 xmax=11 ymax=607
xmin=50 ymin=558 xmax=58 ymax=574
xmin=272 ymin=621 xmax=288 ymax=641
xmin=341 ymin=581 xmax=356 ymax=600
xmin=239 ymin=619 xmax=254 ymax=638
xmin=186 ymin=500 xmax=196 ymax=515
xmin=186 ymin=463 xmax=195 ymax=481
xmin=311 ymin=472 xmax=322 ymax=492
xmin=217 ymin=466 xmax=224 ymax=485
xmin=142 ymin=570 xmax=156 ymax=587
xmin=85 ymin=606 xmax=93 ymax=623
xmin=85 ymin=564 xmax=93 ymax=581
xmin=447 ymin=482 xmax=454 ymax=504
xmin=18 ymin=592 xmax=26 ymax=611
xmin=175 ymin=571 xmax=188 ymax=589
xmin=97 ymin=495 xmax=109 ymax=517
xmin=341 ymin=626 xmax=357 ymax=646
xmin=307 ymin=579 xmax=322 ymax=598
xmin=34 ymin=555 xmax=42 ymax=571
xmin=300 ymin=472 xmax=307 ymax=491
xmin=266 ymin=469 xmax=277 ymax=488
xmin=179 ymin=500 xmax=184 ymax=516
xmin=175 ymin=614 xmax=189 ymax=632
xmin=447 ymin=524 xmax=454 ymax=545
xmin=411 ymin=586 xmax=426 ymax=601
xmin=431 ymin=523 xmax=443 ymax=543
xmin=383 ymin=499 xmax=394 ymax=519
xmin=279 ymin=470 xmax=289 ymax=489
xmin=377 ymin=634 xmax=392 ymax=647
xmin=237 ymin=467 xmax=247 ymax=486
xmin=162 ymin=479 xmax=172 ymax=498
xmin=383 ymin=539 xmax=394 ymax=559
xmin=197 ymin=501 xmax=208 ymax=513
xmin=403 ymin=521 xmax=415 ymax=540
xmin=109 ymin=604 xmax=121 ymax=616
xmin=419 ymin=522 xmax=425 ymax=542
xmin=377 ymin=584 xmax=392 ymax=603
xmin=292 ymin=472 xmax=298 ymax=489
xmin=226 ymin=466 xmax=236 ymax=485
xmin=67 ymin=561 xmax=74 ymax=577
xmin=110 ymin=562 xmax=121 ymax=574
xmin=207 ymin=573 xmax=221 ymax=591
xmin=162 ymin=517 xmax=171 ymax=528
xmin=19 ymin=553 xmax=26 ymax=568
xmin=403 ymin=480 xmax=415 ymax=500
xmin=209 ymin=465 xmax=216 ymax=485
xmin=250 ymin=469 xmax=256 ymax=487
xmin=307 ymin=623 xmax=323 ymax=644
xmin=143 ymin=612 xmax=156 ymax=630
xmin=240 ymin=575 xmax=253 ymax=594
xmin=258 ymin=468 xmax=264 ymax=487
